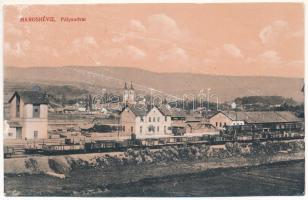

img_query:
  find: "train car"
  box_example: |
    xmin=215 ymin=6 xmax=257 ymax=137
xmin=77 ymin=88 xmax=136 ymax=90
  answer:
xmin=237 ymin=135 xmax=253 ymax=142
xmin=91 ymin=140 xmax=119 ymax=152
xmin=24 ymin=146 xmax=41 ymax=154
xmin=165 ymin=137 xmax=175 ymax=144
xmin=158 ymin=138 xmax=167 ymax=145
xmin=41 ymin=144 xmax=85 ymax=155
xmin=140 ymin=138 xmax=161 ymax=148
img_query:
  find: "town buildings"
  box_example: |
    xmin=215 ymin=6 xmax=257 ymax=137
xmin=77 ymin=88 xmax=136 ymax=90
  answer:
xmin=5 ymin=85 xmax=303 ymax=141
xmin=6 ymin=91 xmax=49 ymax=139
xmin=119 ymin=104 xmax=220 ymax=138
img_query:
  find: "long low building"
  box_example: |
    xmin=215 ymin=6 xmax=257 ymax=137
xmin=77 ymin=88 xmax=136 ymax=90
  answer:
xmin=209 ymin=111 xmax=303 ymax=131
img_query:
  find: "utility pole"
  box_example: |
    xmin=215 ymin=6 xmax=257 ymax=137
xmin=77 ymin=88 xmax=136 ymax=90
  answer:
xmin=207 ymin=88 xmax=211 ymax=111
xmin=117 ymin=115 xmax=120 ymax=141
xmin=150 ymin=88 xmax=153 ymax=108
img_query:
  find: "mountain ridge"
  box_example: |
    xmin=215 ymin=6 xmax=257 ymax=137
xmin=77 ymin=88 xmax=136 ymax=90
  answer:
xmin=4 ymin=66 xmax=304 ymax=102
xmin=5 ymin=66 xmax=304 ymax=79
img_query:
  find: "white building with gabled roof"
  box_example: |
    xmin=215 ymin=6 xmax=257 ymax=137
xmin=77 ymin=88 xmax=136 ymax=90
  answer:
xmin=6 ymin=91 xmax=49 ymax=139
xmin=136 ymin=106 xmax=172 ymax=136
xmin=119 ymin=105 xmax=172 ymax=138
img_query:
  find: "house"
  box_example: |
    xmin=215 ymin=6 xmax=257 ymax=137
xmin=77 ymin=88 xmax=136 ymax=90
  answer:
xmin=168 ymin=108 xmax=187 ymax=135
xmin=209 ymin=111 xmax=303 ymax=131
xmin=159 ymin=105 xmax=186 ymax=135
xmin=119 ymin=105 xmax=172 ymax=137
xmin=185 ymin=116 xmax=217 ymax=134
xmin=209 ymin=111 xmax=245 ymax=129
xmin=6 ymin=91 xmax=49 ymax=139
xmin=137 ymin=106 xmax=172 ymax=136
xmin=119 ymin=105 xmax=146 ymax=136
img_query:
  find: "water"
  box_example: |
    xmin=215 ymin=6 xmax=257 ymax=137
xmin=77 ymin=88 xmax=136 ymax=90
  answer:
xmin=4 ymin=160 xmax=304 ymax=197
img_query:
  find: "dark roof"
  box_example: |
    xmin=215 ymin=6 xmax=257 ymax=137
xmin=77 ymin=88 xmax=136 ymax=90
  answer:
xmin=205 ymin=110 xmax=219 ymax=119
xmin=156 ymin=105 xmax=172 ymax=116
xmin=121 ymin=105 xmax=147 ymax=116
xmin=156 ymin=105 xmax=186 ymax=117
xmin=8 ymin=91 xmax=49 ymax=104
xmin=217 ymin=111 xmax=301 ymax=123
xmin=170 ymin=109 xmax=186 ymax=118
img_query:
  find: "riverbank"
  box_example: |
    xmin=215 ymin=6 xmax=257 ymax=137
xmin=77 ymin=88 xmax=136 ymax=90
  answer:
xmin=5 ymin=159 xmax=305 ymax=196
xmin=4 ymin=140 xmax=305 ymax=196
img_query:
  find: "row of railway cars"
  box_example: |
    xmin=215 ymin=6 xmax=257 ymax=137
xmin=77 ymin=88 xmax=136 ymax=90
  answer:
xmin=24 ymin=131 xmax=304 ymax=155
xmin=26 ymin=136 xmax=209 ymax=155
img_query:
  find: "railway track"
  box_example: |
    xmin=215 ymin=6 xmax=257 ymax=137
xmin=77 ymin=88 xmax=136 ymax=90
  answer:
xmin=12 ymin=136 xmax=304 ymax=157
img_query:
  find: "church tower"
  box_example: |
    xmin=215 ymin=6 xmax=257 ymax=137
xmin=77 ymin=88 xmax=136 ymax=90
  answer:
xmin=128 ymin=81 xmax=135 ymax=104
xmin=123 ymin=81 xmax=136 ymax=105
xmin=123 ymin=82 xmax=129 ymax=104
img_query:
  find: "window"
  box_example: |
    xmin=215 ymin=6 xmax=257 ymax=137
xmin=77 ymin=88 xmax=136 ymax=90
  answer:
xmin=33 ymin=104 xmax=40 ymax=118
xmin=157 ymin=117 xmax=160 ymax=122
xmin=123 ymin=126 xmax=125 ymax=132
xmin=219 ymin=122 xmax=222 ymax=127
xmin=153 ymin=126 xmax=155 ymax=132
xmin=224 ymin=122 xmax=226 ymax=126
xmin=34 ymin=131 xmax=38 ymax=139
xmin=164 ymin=126 xmax=166 ymax=133
xmin=131 ymin=126 xmax=134 ymax=133
xmin=16 ymin=95 xmax=20 ymax=118
xmin=153 ymin=117 xmax=156 ymax=122
xmin=157 ymin=126 xmax=159 ymax=132
xmin=140 ymin=126 xmax=142 ymax=133
xmin=165 ymin=116 xmax=167 ymax=122
xmin=141 ymin=117 xmax=144 ymax=122
xmin=148 ymin=125 xmax=155 ymax=132
xmin=149 ymin=117 xmax=151 ymax=122
xmin=216 ymin=122 xmax=218 ymax=127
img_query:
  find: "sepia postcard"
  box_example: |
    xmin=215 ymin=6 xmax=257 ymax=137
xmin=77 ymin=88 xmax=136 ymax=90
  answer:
xmin=2 ymin=1 xmax=306 ymax=198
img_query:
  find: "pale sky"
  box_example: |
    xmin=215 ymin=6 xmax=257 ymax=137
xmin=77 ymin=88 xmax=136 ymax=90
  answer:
xmin=4 ymin=3 xmax=304 ymax=77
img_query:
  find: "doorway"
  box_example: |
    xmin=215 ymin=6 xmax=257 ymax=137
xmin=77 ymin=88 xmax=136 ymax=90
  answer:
xmin=16 ymin=127 xmax=22 ymax=139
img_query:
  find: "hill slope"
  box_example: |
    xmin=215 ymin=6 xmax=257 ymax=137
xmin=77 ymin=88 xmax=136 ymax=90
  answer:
xmin=4 ymin=66 xmax=304 ymax=102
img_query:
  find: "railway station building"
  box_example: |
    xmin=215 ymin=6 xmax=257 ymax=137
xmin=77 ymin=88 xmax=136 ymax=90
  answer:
xmin=120 ymin=105 xmax=173 ymax=137
xmin=209 ymin=111 xmax=303 ymax=131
